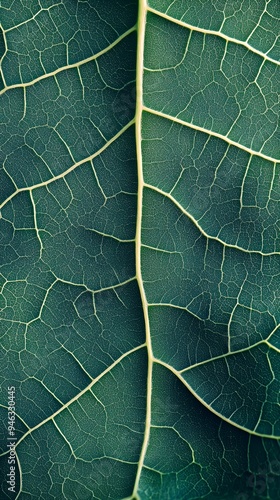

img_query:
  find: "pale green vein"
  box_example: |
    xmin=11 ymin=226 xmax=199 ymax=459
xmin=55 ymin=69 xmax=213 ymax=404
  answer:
xmin=81 ymin=226 xmax=136 ymax=244
xmin=154 ymin=358 xmax=279 ymax=439
xmin=151 ymin=424 xmax=196 ymax=465
xmin=179 ymin=339 xmax=274 ymax=372
xmin=0 ymin=118 xmax=135 ymax=212
xmin=147 ymin=6 xmax=280 ymax=66
xmin=53 ymin=418 xmax=77 ymax=458
xmin=3 ymin=3 xmax=62 ymax=33
xmin=0 ymin=24 xmax=137 ymax=95
xmin=30 ymin=190 xmax=43 ymax=259
xmin=143 ymin=107 xmax=279 ymax=164
xmin=133 ymin=0 xmax=152 ymax=498
xmin=144 ymin=183 xmax=280 ymax=256
xmin=56 ymin=275 xmax=136 ymax=295
xmin=2 ymin=344 xmax=146 ymax=453
xmin=148 ymin=302 xmax=212 ymax=322
xmin=0 ymin=23 xmax=8 ymax=87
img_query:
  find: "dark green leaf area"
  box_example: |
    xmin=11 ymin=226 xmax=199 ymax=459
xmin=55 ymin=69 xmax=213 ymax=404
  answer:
xmin=139 ymin=363 xmax=280 ymax=499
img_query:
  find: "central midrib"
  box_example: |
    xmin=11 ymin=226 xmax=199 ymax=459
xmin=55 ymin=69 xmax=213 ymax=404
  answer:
xmin=133 ymin=0 xmax=152 ymax=497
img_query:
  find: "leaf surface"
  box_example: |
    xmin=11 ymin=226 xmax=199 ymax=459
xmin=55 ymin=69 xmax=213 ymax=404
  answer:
xmin=0 ymin=1 xmax=279 ymax=498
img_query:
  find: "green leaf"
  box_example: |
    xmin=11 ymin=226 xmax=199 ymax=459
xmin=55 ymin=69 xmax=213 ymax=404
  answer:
xmin=0 ymin=1 xmax=279 ymax=499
